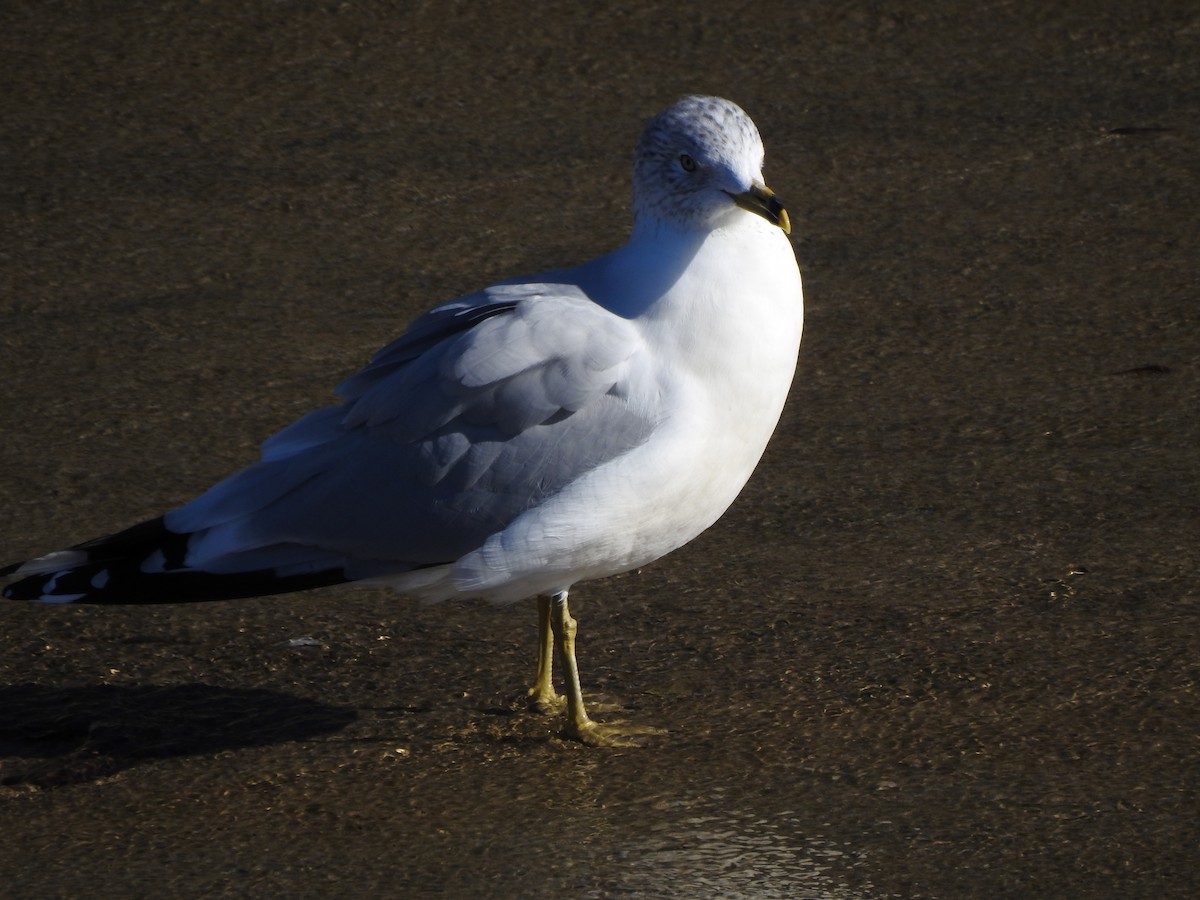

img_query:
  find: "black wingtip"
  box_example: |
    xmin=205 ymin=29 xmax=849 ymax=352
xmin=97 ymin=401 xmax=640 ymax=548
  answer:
xmin=2 ymin=516 xmax=351 ymax=604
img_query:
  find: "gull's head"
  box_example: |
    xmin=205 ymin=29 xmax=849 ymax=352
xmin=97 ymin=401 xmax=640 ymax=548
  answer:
xmin=632 ymin=95 xmax=790 ymax=235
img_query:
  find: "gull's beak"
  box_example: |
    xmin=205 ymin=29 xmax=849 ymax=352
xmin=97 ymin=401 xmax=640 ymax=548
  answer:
xmin=727 ymin=182 xmax=791 ymax=234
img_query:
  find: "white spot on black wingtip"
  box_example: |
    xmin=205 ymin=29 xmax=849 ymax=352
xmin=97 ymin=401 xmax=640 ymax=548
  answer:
xmin=90 ymin=569 xmax=111 ymax=589
xmin=140 ymin=549 xmax=169 ymax=574
xmin=38 ymin=592 xmax=86 ymax=604
xmin=15 ymin=549 xmax=89 ymax=577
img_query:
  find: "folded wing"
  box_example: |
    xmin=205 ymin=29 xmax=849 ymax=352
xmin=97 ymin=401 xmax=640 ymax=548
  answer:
xmin=161 ymin=282 xmax=653 ymax=580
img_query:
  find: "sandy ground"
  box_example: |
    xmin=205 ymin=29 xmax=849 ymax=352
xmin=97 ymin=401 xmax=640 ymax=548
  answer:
xmin=1 ymin=2 xmax=1197 ymax=897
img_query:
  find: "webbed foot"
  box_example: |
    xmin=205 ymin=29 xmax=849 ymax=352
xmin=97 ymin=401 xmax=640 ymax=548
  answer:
xmin=567 ymin=718 xmax=666 ymax=748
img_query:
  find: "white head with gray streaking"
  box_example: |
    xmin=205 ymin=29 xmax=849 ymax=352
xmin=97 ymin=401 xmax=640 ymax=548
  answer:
xmin=632 ymin=95 xmax=790 ymax=235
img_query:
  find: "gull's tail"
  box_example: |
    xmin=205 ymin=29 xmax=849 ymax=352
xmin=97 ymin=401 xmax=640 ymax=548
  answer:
xmin=1 ymin=517 xmax=349 ymax=604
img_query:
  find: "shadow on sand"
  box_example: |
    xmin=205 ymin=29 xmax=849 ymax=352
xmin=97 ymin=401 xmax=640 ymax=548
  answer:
xmin=0 ymin=683 xmax=357 ymax=788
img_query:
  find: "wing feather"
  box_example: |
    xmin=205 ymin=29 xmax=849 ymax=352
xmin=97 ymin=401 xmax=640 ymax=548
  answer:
xmin=164 ymin=282 xmax=653 ymax=576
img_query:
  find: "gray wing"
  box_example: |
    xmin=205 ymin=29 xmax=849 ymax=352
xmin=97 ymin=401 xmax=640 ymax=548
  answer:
xmin=164 ymin=283 xmax=655 ymax=576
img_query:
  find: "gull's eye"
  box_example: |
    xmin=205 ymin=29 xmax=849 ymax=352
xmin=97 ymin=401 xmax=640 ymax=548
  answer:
xmin=679 ymin=154 xmax=697 ymax=173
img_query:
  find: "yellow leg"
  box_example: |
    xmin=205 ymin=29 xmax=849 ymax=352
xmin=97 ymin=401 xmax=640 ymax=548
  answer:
xmin=527 ymin=594 xmax=562 ymax=712
xmin=549 ymin=589 xmax=663 ymax=747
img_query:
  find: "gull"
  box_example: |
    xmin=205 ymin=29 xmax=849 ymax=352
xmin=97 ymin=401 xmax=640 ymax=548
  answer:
xmin=2 ymin=95 xmax=804 ymax=746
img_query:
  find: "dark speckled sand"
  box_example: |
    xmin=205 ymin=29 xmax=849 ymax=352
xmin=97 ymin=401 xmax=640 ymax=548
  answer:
xmin=1 ymin=3 xmax=1197 ymax=897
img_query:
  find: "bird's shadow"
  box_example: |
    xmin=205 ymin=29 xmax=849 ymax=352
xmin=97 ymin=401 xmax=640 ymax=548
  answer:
xmin=0 ymin=683 xmax=357 ymax=789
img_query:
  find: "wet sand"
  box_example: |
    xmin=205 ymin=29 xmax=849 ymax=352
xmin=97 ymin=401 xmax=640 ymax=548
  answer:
xmin=2 ymin=3 xmax=1197 ymax=897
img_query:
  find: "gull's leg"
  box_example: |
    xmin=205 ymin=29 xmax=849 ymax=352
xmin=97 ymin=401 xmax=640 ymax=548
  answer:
xmin=551 ymin=589 xmax=598 ymax=739
xmin=527 ymin=594 xmax=562 ymax=712
xmin=550 ymin=589 xmax=663 ymax=747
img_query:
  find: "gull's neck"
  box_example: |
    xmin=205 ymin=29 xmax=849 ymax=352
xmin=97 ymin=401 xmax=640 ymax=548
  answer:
xmin=574 ymin=218 xmax=716 ymax=319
